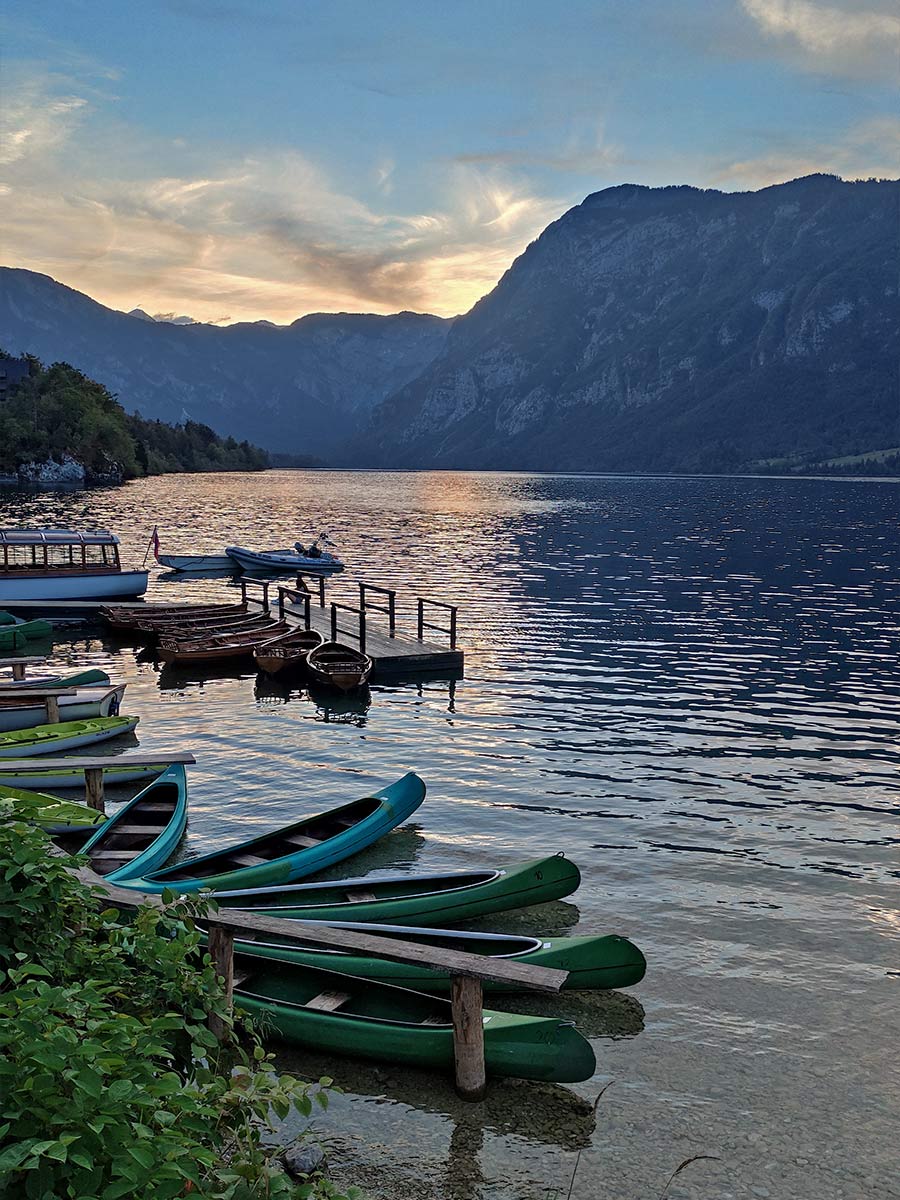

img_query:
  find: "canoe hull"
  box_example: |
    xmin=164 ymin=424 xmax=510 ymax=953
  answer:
xmin=0 ymin=762 xmax=158 ymax=789
xmin=0 ymin=570 xmax=147 ymax=602
xmin=0 ymin=785 xmax=107 ymax=831
xmin=237 ymin=932 xmax=646 ymax=992
xmin=214 ymin=854 xmax=581 ymax=927
xmin=82 ymin=764 xmax=188 ymax=881
xmin=0 ymin=684 xmax=126 ymax=733
xmin=0 ymin=715 xmax=139 ymax=757
xmin=125 ymin=771 xmax=426 ymax=893
xmin=157 ymin=554 xmax=235 ymax=572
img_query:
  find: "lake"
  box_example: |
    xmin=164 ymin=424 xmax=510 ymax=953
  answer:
xmin=2 ymin=469 xmax=898 ymax=1200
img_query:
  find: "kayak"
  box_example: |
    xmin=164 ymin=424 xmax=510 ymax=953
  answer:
xmin=0 ymin=684 xmax=126 ymax=733
xmin=212 ymin=854 xmax=581 ymax=926
xmin=81 ymin=764 xmax=188 ymax=880
xmin=0 ymin=785 xmax=106 ymax=833
xmin=122 ymin=771 xmax=426 ymax=893
xmin=226 ymin=546 xmax=344 ymax=575
xmin=232 ymin=951 xmax=596 ymax=1083
xmin=0 ymin=715 xmax=139 ymax=757
xmin=235 ymin=924 xmax=647 ymax=992
xmin=0 ymin=761 xmax=160 ymax=789
xmin=307 ymin=641 xmax=373 ymax=691
xmin=3 ymin=669 xmax=111 ymax=690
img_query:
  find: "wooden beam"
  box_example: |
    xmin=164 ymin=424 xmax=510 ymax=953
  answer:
xmin=84 ymin=768 xmax=105 ymax=815
xmin=0 ymin=687 xmax=78 ymax=698
xmin=0 ymin=657 xmax=48 ymax=666
xmin=0 ymin=752 xmax=196 ymax=771
xmin=451 ymin=976 xmax=487 ymax=1101
xmin=207 ymin=925 xmax=235 ymax=1043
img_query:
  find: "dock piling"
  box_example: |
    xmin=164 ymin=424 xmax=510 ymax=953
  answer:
xmin=84 ymin=768 xmax=105 ymax=814
xmin=451 ymin=976 xmax=487 ymax=1100
xmin=207 ymin=923 xmax=235 ymax=1042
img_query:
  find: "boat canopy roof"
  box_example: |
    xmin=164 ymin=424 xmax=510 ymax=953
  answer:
xmin=0 ymin=529 xmax=120 ymax=547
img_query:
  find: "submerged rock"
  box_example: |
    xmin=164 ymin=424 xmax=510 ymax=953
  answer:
xmin=282 ymin=1141 xmax=326 ymax=1179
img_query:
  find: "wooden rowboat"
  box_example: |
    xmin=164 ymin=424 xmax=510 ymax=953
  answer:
xmin=237 ymin=924 xmax=647 ymax=992
xmin=307 ymin=641 xmax=373 ymax=691
xmin=80 ymin=764 xmax=188 ymax=881
xmin=140 ymin=613 xmax=275 ymax=642
xmin=157 ymin=621 xmax=289 ymax=664
xmin=231 ymin=952 xmax=595 ymax=1083
xmin=253 ymin=627 xmax=324 ymax=675
xmin=101 ymin=602 xmax=245 ymax=631
xmin=0 ymin=715 xmax=139 ymax=757
xmin=211 ymin=853 xmax=581 ymax=926
xmin=120 ymin=771 xmax=426 ymax=893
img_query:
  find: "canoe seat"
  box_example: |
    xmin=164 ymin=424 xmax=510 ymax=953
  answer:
xmin=283 ymin=834 xmax=321 ymax=848
xmin=345 ymin=889 xmax=377 ymax=903
xmin=105 ymin=824 xmax=164 ymax=835
xmin=136 ymin=803 xmax=174 ymax=813
xmin=228 ymin=854 xmax=269 ymax=867
xmin=90 ymin=850 xmax=145 ymax=861
xmin=333 ymin=818 xmax=356 ymax=830
xmin=305 ymin=990 xmax=351 ymax=1012
xmin=420 ymin=1015 xmax=448 ymax=1026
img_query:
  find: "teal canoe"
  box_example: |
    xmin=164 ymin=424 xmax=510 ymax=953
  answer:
xmin=0 ymin=715 xmax=139 ymax=757
xmin=80 ymin=765 xmax=187 ymax=880
xmin=121 ymin=771 xmax=426 ymax=894
xmin=234 ymin=925 xmax=646 ymax=992
xmin=212 ymin=854 xmax=581 ymax=926
xmin=232 ymin=951 xmax=596 ymax=1083
xmin=0 ymin=785 xmax=106 ymax=833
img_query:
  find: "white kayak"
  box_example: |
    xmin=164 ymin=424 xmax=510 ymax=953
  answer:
xmin=226 ymin=545 xmax=344 ymax=574
xmin=0 ymin=684 xmax=127 ymax=733
xmin=0 ymin=761 xmax=160 ymax=789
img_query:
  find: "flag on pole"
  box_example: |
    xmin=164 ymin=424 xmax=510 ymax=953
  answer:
xmin=150 ymin=526 xmax=160 ymax=561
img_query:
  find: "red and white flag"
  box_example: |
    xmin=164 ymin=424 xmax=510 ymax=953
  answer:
xmin=150 ymin=526 xmax=160 ymax=561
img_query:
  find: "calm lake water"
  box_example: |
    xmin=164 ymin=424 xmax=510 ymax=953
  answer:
xmin=3 ymin=470 xmax=899 ymax=1200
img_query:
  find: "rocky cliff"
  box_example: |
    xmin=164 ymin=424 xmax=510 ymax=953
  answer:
xmin=363 ymin=175 xmax=899 ymax=473
xmin=0 ymin=269 xmax=450 ymax=457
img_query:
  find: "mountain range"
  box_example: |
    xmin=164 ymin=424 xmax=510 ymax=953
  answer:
xmin=1 ymin=174 xmax=897 ymax=474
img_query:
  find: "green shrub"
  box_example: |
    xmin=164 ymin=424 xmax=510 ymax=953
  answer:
xmin=0 ymin=811 xmax=358 ymax=1199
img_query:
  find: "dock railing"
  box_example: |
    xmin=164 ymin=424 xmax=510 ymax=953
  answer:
xmin=329 ymin=600 xmax=366 ymax=652
xmin=238 ymin=577 xmax=272 ymax=612
xmin=39 ymin=842 xmax=566 ymax=1100
xmin=359 ymin=583 xmax=396 ymax=638
xmin=417 ymin=598 xmax=459 ymax=649
xmin=276 ymin=586 xmax=311 ymax=628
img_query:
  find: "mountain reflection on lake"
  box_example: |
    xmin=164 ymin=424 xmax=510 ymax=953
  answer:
xmin=3 ymin=469 xmax=898 ymax=1199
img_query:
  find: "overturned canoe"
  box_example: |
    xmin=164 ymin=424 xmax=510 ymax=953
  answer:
xmin=80 ymin=764 xmax=187 ymax=881
xmin=213 ymin=853 xmax=581 ymax=926
xmin=237 ymin=925 xmax=646 ymax=992
xmin=123 ymin=771 xmax=426 ymax=893
xmin=232 ymin=951 xmax=595 ymax=1083
xmin=307 ymin=641 xmax=373 ymax=691
xmin=253 ymin=627 xmax=324 ymax=675
xmin=0 ymin=684 xmax=126 ymax=733
xmin=0 ymin=715 xmax=139 ymax=757
xmin=0 ymin=785 xmax=106 ymax=833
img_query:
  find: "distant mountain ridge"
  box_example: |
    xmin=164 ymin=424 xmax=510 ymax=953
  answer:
xmin=363 ymin=174 xmax=899 ymax=473
xmin=1 ymin=174 xmax=897 ymax=473
xmin=0 ymin=269 xmax=451 ymax=455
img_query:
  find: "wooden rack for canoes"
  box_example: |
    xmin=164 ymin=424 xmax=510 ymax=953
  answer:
xmin=0 ymin=656 xmax=48 ymax=681
xmin=0 ymin=752 xmax=197 ymax=814
xmin=48 ymin=846 xmax=567 ymax=1101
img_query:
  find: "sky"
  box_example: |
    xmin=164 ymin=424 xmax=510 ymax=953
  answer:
xmin=1 ymin=0 xmax=897 ymax=324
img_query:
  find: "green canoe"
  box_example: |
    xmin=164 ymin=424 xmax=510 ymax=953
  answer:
xmin=0 ymin=617 xmax=53 ymax=648
xmin=232 ymin=950 xmax=596 ymax=1083
xmin=234 ymin=926 xmax=646 ymax=992
xmin=0 ymin=785 xmax=106 ymax=832
xmin=214 ymin=853 xmax=581 ymax=926
xmin=0 ymin=715 xmax=139 ymax=757
xmin=7 ymin=669 xmax=111 ymax=690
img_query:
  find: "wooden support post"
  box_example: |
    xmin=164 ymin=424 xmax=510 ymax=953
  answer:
xmin=450 ymin=606 xmax=458 ymax=650
xmin=388 ymin=590 xmax=396 ymax=638
xmin=417 ymin=598 xmax=425 ymax=642
xmin=12 ymin=663 xmax=26 ymax=681
xmin=303 ymin=594 xmax=311 ymax=630
xmin=84 ymin=768 xmax=105 ymax=815
xmin=261 ymin=580 xmax=270 ymax=612
xmin=318 ymin=576 xmax=326 ymax=608
xmin=330 ymin=603 xmax=338 ymax=642
xmin=451 ymin=976 xmax=486 ymax=1101
xmin=207 ymin=923 xmax=235 ymax=1044
xmin=277 ymin=588 xmax=285 ymax=621
xmin=45 ymin=696 xmax=60 ymax=724
xmin=359 ymin=608 xmax=366 ymax=654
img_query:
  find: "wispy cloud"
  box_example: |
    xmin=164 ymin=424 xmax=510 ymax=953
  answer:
xmin=0 ymin=69 xmax=565 ymax=321
xmin=740 ymin=0 xmax=900 ymax=78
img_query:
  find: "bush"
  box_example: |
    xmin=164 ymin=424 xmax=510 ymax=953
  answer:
xmin=0 ymin=811 xmax=358 ymax=1199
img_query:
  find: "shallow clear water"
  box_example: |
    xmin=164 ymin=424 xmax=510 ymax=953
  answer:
xmin=3 ymin=470 xmax=899 ymax=1199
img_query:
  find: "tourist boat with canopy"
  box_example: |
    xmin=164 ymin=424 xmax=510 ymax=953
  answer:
xmin=0 ymin=530 xmax=148 ymax=601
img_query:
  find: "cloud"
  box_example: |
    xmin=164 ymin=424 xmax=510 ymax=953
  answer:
xmin=0 ymin=70 xmax=565 ymax=322
xmin=710 ymin=115 xmax=900 ymax=189
xmin=740 ymin=0 xmax=900 ymax=78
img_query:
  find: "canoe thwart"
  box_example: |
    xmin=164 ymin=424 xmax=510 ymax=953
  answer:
xmin=305 ymin=990 xmax=351 ymax=1012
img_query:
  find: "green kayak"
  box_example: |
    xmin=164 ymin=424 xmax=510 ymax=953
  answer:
xmin=0 ymin=715 xmax=139 ymax=757
xmin=214 ymin=853 xmax=581 ymax=926
xmin=0 ymin=762 xmax=160 ymax=790
xmin=232 ymin=950 xmax=596 ymax=1083
xmin=0 ymin=785 xmax=106 ymax=832
xmin=234 ymin=926 xmax=646 ymax=992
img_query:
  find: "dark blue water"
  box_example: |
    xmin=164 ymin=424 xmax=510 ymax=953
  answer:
xmin=3 ymin=470 xmax=898 ymax=1199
